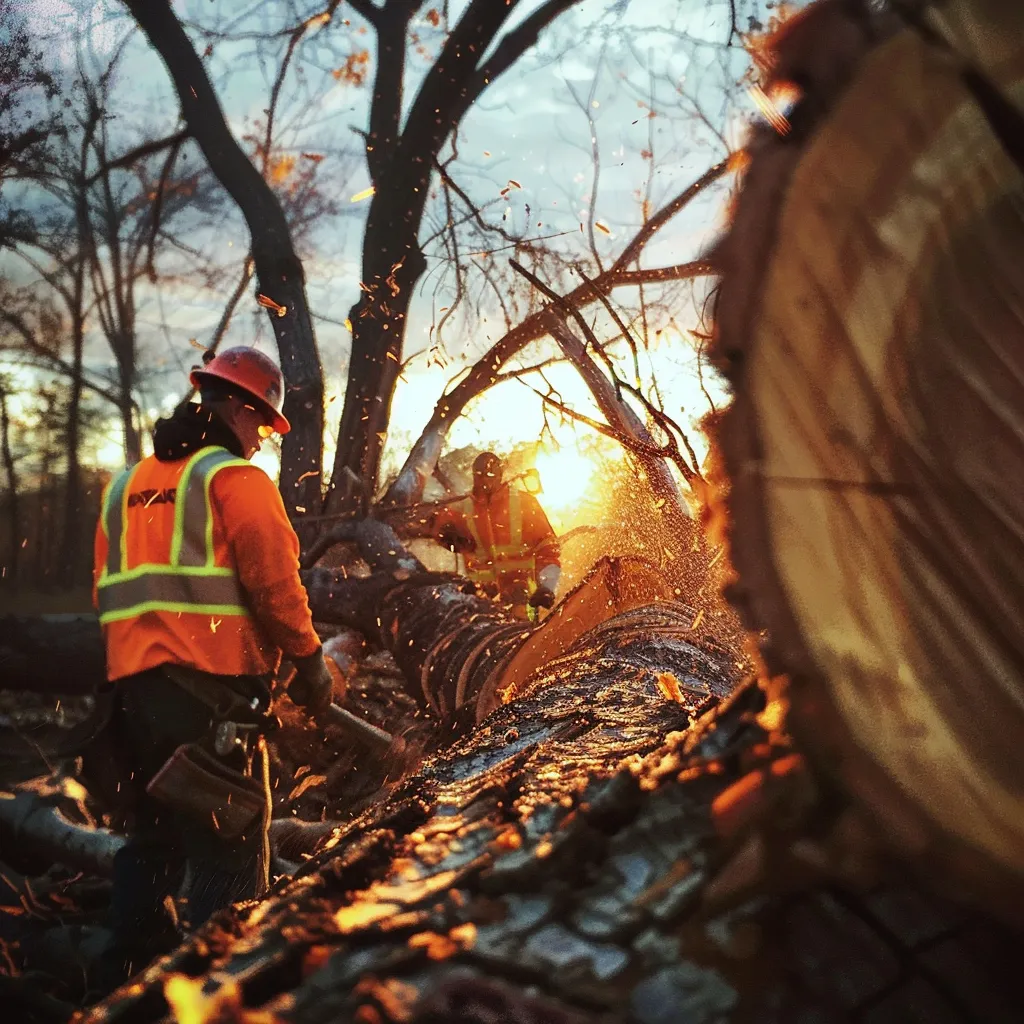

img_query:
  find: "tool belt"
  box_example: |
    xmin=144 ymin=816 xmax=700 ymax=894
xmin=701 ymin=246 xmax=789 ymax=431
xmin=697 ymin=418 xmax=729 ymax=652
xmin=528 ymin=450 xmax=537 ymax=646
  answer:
xmin=143 ymin=665 xmax=275 ymax=842
xmin=146 ymin=741 xmax=266 ymax=841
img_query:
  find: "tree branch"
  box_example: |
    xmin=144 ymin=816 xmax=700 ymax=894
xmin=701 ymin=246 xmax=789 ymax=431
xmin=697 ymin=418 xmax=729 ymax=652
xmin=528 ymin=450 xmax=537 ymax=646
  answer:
xmin=84 ymin=128 xmax=189 ymax=185
xmin=0 ymin=310 xmax=123 ymax=407
xmin=124 ymin=0 xmax=325 ymax=510
xmin=464 ymin=0 xmax=579 ymax=111
xmin=143 ymin=132 xmax=186 ymax=282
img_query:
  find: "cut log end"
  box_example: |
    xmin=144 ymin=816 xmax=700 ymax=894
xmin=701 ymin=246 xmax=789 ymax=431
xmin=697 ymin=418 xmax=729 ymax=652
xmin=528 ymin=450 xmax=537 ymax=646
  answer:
xmin=712 ymin=0 xmax=1024 ymax=921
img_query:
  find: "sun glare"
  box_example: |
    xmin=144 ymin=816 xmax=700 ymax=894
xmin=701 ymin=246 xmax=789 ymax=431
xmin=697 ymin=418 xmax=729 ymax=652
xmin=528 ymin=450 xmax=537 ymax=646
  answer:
xmin=533 ymin=444 xmax=597 ymax=527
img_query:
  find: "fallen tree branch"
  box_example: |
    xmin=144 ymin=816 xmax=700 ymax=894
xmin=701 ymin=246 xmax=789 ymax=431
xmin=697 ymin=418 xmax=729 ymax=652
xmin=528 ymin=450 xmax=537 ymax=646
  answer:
xmin=0 ymin=789 xmax=122 ymax=876
xmin=384 ymin=161 xmax=732 ymax=508
xmin=510 ymin=259 xmax=694 ymax=522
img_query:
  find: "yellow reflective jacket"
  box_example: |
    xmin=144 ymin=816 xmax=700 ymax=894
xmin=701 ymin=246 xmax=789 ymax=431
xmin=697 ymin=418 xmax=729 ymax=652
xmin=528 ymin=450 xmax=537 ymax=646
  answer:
xmin=433 ymin=483 xmax=559 ymax=585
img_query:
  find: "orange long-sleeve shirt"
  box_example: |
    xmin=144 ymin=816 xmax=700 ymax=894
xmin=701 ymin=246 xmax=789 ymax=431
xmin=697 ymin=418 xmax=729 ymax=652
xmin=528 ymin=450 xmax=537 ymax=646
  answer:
xmin=94 ymin=453 xmax=320 ymax=681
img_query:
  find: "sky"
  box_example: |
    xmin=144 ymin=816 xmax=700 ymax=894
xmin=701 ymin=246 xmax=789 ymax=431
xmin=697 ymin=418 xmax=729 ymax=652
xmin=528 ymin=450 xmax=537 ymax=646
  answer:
xmin=6 ymin=0 xmax=770 ymax=508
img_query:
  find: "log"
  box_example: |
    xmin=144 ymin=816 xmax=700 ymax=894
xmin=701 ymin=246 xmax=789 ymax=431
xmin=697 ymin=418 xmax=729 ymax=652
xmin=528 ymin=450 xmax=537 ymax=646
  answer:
xmin=710 ymin=0 xmax=1024 ymax=920
xmin=0 ymin=615 xmax=104 ymax=695
xmin=79 ymin=629 xmax=1024 ymax=1023
xmin=0 ymin=789 xmax=123 ymax=877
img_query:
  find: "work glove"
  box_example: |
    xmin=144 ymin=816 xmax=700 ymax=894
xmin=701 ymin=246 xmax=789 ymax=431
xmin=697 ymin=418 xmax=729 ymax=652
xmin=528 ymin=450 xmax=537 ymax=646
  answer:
xmin=528 ymin=585 xmax=556 ymax=610
xmin=438 ymin=524 xmax=474 ymax=554
xmin=288 ymin=648 xmax=334 ymax=715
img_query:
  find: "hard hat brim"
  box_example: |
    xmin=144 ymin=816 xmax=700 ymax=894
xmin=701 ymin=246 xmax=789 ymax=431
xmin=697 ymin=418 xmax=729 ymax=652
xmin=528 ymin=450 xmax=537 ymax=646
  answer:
xmin=190 ymin=368 xmax=291 ymax=435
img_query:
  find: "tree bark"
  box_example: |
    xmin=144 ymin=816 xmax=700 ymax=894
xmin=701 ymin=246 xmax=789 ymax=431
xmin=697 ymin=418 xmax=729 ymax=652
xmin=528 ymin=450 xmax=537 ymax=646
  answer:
xmin=123 ymin=0 xmax=324 ymax=515
xmin=710 ymin=0 xmax=1024 ymax=919
xmin=78 ymin=622 xmax=1024 ymax=1024
xmin=0 ymin=383 xmax=19 ymax=586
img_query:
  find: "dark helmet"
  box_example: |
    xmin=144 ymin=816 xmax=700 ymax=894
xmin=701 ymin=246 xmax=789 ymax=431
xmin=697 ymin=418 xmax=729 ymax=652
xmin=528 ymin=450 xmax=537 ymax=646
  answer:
xmin=472 ymin=451 xmax=502 ymax=478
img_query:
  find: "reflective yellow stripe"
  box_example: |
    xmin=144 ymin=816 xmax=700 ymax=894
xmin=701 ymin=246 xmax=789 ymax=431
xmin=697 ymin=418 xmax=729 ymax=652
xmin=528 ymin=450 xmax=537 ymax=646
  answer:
xmin=169 ymin=447 xmax=217 ymax=566
xmin=99 ymin=601 xmax=249 ymax=625
xmin=98 ymin=446 xmax=252 ymax=623
xmin=203 ymin=457 xmax=248 ymax=568
xmin=102 ymin=563 xmax=236 ymax=584
xmin=97 ymin=572 xmax=249 ymax=619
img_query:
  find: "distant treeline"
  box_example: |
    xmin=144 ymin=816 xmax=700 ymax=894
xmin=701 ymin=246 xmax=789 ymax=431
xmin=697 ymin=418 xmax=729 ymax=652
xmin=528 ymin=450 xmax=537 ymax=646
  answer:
xmin=0 ymin=470 xmax=109 ymax=599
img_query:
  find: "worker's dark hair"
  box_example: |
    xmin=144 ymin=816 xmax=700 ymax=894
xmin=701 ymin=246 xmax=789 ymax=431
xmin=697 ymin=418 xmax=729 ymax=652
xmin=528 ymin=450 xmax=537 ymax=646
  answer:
xmin=199 ymin=376 xmax=242 ymax=406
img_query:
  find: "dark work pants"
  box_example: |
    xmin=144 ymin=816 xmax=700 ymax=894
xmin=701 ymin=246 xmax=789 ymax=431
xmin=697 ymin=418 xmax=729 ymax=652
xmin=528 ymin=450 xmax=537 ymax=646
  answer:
xmin=103 ymin=669 xmax=267 ymax=981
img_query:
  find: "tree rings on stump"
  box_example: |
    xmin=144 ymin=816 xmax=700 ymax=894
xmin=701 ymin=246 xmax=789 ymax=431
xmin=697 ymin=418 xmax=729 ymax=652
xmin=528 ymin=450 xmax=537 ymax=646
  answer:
xmin=712 ymin=0 xmax=1024 ymax=921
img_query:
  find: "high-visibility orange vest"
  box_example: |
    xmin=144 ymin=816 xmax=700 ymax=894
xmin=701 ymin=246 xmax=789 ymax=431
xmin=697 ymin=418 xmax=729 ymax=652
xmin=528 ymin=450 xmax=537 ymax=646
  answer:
xmin=96 ymin=445 xmax=297 ymax=680
xmin=458 ymin=486 xmax=537 ymax=585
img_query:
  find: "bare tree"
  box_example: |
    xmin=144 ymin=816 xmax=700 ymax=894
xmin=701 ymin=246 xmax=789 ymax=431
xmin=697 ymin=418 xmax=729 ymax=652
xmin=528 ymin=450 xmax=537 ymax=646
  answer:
xmin=0 ymin=377 xmax=20 ymax=586
xmin=122 ymin=0 xmax=329 ymax=513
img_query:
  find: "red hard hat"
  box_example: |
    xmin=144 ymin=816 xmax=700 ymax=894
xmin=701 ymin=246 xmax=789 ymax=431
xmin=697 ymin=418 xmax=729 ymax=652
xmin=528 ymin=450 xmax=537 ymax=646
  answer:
xmin=190 ymin=346 xmax=290 ymax=435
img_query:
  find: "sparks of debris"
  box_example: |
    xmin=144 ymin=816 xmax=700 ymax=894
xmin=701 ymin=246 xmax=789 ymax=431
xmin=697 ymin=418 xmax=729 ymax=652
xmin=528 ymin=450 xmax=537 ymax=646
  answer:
xmin=209 ymin=617 xmax=221 ymax=633
xmin=748 ymin=84 xmax=791 ymax=136
xmin=508 ymin=178 xmax=522 ymax=189
xmin=350 ymin=185 xmax=376 ymax=202
xmin=296 ymin=471 xmax=320 ymax=484
xmin=344 ymin=317 xmax=353 ymax=331
xmin=690 ymin=608 xmax=705 ymax=630
xmin=295 ymin=505 xmax=306 ymax=514
xmin=256 ymin=293 xmax=288 ymax=317
xmin=595 ymin=220 xmax=612 ymax=235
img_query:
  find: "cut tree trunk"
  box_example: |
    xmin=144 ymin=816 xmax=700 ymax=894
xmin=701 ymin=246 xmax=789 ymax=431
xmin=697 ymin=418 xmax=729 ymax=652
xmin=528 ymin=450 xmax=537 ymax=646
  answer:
xmin=0 ymin=616 xmax=105 ymax=696
xmin=79 ymin=628 xmax=1024 ymax=1023
xmin=710 ymin=0 xmax=1024 ymax=921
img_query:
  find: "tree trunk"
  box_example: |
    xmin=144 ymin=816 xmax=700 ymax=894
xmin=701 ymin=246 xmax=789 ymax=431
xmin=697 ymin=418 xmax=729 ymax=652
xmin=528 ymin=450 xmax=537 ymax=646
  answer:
xmin=123 ymin=0 xmax=324 ymax=516
xmin=78 ymin=617 xmax=1024 ymax=1024
xmin=325 ymin=0 xmax=581 ymax=512
xmin=118 ymin=393 xmax=141 ymax=468
xmin=33 ymin=394 xmax=56 ymax=586
xmin=58 ymin=299 xmax=86 ymax=585
xmin=710 ymin=0 xmax=1024 ymax=920
xmin=60 ymin=152 xmax=91 ymax=583
xmin=0 ymin=382 xmax=19 ymax=586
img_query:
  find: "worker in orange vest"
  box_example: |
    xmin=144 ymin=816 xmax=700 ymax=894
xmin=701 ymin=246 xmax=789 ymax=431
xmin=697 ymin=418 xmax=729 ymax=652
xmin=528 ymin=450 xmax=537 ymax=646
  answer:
xmin=91 ymin=346 xmax=333 ymax=983
xmin=432 ymin=451 xmax=560 ymax=620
